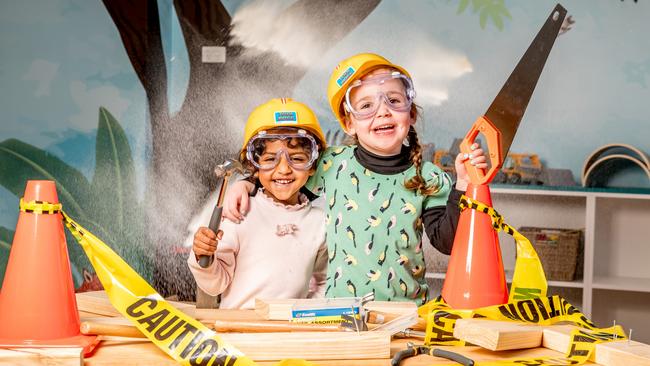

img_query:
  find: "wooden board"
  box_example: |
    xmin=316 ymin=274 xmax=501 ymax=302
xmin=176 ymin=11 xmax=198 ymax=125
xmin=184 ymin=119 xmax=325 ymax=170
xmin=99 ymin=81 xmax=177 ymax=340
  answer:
xmin=81 ymin=331 xmax=390 ymax=362
xmin=453 ymin=318 xmax=543 ymax=351
xmin=75 ymin=291 xmax=195 ymax=318
xmin=0 ymin=347 xmax=82 ymax=366
xmin=221 ymin=331 xmax=391 ymax=360
xmin=543 ymin=325 xmax=650 ymax=366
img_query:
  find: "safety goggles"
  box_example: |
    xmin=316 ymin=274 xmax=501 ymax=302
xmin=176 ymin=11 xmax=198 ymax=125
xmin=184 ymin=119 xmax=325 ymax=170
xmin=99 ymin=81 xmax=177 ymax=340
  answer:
xmin=246 ymin=128 xmax=319 ymax=171
xmin=344 ymin=72 xmax=416 ymax=120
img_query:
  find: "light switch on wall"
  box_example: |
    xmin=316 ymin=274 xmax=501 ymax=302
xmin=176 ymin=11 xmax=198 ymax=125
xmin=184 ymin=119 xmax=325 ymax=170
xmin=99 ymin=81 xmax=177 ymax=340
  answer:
xmin=201 ymin=46 xmax=226 ymax=63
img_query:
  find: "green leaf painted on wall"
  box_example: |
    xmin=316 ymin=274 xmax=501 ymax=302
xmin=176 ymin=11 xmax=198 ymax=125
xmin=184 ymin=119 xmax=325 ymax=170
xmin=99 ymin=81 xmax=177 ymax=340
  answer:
xmin=456 ymin=0 xmax=511 ymax=31
xmin=0 ymin=107 xmax=151 ymax=286
xmin=91 ymin=107 xmax=138 ymax=236
xmin=0 ymin=139 xmax=92 ymax=221
xmin=457 ymin=0 xmax=470 ymax=14
xmin=89 ymin=107 xmax=149 ymax=279
xmin=0 ymin=226 xmax=13 ymax=284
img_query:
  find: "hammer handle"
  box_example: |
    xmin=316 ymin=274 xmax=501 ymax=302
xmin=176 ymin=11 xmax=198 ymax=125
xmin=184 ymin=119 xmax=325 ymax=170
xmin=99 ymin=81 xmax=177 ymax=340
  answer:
xmin=198 ymin=205 xmax=222 ymax=268
xmin=80 ymin=321 xmax=144 ymax=338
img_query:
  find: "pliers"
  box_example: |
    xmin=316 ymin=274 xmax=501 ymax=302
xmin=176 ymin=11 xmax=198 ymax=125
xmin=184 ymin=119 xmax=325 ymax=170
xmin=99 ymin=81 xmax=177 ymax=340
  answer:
xmin=391 ymin=342 xmax=474 ymax=366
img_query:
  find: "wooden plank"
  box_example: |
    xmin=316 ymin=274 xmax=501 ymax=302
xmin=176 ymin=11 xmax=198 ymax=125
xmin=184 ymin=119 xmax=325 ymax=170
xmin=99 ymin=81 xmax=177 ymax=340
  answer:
xmin=83 ymin=331 xmax=390 ymax=362
xmin=0 ymin=347 xmax=82 ymax=366
xmin=75 ymin=291 xmax=195 ymax=318
xmin=543 ymin=325 xmax=650 ymax=366
xmin=221 ymin=331 xmax=391 ymax=360
xmin=255 ymin=298 xmax=417 ymax=321
xmin=453 ymin=318 xmax=543 ymax=351
xmin=255 ymin=298 xmax=296 ymax=320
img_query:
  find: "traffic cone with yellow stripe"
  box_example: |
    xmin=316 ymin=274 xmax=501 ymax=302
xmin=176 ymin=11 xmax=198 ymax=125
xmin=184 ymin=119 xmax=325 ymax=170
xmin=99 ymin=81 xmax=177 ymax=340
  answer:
xmin=441 ymin=183 xmax=508 ymax=309
xmin=0 ymin=180 xmax=98 ymax=354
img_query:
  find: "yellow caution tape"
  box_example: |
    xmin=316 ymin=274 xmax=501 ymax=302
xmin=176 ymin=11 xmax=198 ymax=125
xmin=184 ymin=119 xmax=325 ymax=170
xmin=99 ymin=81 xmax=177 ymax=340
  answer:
xmin=19 ymin=198 xmax=62 ymax=214
xmin=21 ymin=199 xmax=256 ymax=366
xmin=458 ymin=195 xmax=548 ymax=302
xmin=416 ymin=195 xmax=626 ymax=365
xmin=21 ymin=197 xmax=627 ymax=366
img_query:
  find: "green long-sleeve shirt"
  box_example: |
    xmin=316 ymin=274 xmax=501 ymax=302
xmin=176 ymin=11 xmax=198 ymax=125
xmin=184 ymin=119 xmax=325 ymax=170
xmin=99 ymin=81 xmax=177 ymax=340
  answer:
xmin=306 ymin=145 xmax=452 ymax=304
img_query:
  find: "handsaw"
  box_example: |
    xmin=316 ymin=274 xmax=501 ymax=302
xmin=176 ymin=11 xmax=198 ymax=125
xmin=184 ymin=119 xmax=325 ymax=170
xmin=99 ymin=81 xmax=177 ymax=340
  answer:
xmin=461 ymin=3 xmax=567 ymax=185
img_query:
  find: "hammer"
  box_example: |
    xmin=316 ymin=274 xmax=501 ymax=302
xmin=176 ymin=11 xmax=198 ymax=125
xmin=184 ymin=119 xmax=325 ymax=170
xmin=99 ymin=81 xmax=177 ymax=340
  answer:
xmin=198 ymin=159 xmax=250 ymax=268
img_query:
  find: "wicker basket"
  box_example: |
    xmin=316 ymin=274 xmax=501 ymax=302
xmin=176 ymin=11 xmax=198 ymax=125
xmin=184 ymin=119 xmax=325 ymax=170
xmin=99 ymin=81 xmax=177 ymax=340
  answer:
xmin=518 ymin=227 xmax=582 ymax=281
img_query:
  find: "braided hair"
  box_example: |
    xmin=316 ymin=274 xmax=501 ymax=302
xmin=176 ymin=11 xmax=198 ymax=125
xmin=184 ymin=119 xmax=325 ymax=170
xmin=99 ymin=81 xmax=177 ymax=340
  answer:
xmin=403 ymin=105 xmax=441 ymax=196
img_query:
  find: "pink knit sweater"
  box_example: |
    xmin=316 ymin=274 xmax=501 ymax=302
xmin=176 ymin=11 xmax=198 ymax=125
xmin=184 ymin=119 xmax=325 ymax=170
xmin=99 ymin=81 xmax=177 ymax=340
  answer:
xmin=188 ymin=190 xmax=328 ymax=309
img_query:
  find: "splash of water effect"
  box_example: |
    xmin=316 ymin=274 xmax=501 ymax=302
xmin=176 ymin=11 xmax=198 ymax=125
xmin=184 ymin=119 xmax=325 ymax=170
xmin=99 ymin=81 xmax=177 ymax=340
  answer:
xmin=230 ymin=1 xmax=327 ymax=68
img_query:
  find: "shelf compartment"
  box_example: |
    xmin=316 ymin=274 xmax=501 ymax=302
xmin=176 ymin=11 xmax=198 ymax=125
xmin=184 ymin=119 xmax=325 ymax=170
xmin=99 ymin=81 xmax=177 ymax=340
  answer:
xmin=592 ymin=289 xmax=650 ymax=344
xmin=592 ymin=275 xmax=650 ymax=292
xmin=593 ymin=197 xmax=650 ymax=279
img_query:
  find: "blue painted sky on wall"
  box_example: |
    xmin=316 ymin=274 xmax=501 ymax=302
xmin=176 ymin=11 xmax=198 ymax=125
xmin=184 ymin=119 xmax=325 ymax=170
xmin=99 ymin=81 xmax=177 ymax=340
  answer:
xmin=1 ymin=0 xmax=650 ymax=230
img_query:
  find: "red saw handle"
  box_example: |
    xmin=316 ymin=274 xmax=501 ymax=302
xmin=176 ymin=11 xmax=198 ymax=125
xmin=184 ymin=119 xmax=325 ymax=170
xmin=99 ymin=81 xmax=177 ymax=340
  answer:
xmin=460 ymin=116 xmax=502 ymax=185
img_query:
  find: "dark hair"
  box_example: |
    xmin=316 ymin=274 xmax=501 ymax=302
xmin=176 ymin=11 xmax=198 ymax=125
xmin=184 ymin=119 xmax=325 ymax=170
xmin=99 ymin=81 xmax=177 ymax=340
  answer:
xmin=403 ymin=110 xmax=441 ymax=196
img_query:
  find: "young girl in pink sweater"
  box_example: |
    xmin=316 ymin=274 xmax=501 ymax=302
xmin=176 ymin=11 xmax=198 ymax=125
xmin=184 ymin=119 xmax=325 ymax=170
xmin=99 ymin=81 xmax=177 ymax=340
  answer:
xmin=188 ymin=98 xmax=329 ymax=309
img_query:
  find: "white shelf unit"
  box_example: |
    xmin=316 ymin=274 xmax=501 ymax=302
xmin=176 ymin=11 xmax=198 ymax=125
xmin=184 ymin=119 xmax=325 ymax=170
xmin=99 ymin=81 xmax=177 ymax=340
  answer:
xmin=424 ymin=186 xmax=650 ymax=343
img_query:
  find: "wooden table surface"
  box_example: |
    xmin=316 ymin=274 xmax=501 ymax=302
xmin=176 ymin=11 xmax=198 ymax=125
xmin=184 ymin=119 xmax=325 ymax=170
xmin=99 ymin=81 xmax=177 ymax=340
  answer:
xmin=81 ymin=308 xmax=596 ymax=366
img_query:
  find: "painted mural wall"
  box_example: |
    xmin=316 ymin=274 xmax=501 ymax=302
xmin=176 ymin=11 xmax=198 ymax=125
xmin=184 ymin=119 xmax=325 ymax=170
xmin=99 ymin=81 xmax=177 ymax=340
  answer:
xmin=1 ymin=0 xmax=649 ymax=295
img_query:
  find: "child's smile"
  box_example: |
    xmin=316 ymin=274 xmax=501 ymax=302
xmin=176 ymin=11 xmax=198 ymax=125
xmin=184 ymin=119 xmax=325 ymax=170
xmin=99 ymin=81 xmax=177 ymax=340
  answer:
xmin=345 ymin=68 xmax=414 ymax=156
xmin=257 ymin=139 xmax=314 ymax=205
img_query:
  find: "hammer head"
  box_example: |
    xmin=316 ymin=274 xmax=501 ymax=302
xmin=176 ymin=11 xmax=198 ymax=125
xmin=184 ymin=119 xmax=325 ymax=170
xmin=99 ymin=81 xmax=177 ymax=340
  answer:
xmin=214 ymin=158 xmax=249 ymax=178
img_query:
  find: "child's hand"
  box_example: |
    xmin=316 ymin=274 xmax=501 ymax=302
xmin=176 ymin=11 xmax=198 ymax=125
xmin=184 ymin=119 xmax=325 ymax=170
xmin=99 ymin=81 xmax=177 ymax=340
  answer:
xmin=454 ymin=143 xmax=488 ymax=191
xmin=193 ymin=226 xmax=222 ymax=257
xmin=222 ymin=180 xmax=256 ymax=223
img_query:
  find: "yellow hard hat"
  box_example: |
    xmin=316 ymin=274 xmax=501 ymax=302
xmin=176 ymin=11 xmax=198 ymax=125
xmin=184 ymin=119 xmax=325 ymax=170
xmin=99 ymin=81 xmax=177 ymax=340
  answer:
xmin=242 ymin=98 xmax=327 ymax=152
xmin=327 ymin=53 xmax=411 ymax=131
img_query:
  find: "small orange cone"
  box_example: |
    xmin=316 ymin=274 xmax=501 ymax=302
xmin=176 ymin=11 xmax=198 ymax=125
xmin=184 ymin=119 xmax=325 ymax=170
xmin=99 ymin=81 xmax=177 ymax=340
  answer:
xmin=0 ymin=180 xmax=98 ymax=355
xmin=441 ymin=183 xmax=508 ymax=309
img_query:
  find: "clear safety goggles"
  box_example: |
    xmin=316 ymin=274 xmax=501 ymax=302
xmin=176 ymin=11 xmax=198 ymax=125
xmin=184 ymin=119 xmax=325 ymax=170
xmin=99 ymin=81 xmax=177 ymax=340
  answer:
xmin=344 ymin=72 xmax=416 ymax=120
xmin=246 ymin=128 xmax=319 ymax=171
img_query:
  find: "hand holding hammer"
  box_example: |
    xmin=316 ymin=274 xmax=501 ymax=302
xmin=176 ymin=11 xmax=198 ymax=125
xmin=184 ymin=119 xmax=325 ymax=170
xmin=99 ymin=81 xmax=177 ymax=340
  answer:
xmin=196 ymin=159 xmax=249 ymax=268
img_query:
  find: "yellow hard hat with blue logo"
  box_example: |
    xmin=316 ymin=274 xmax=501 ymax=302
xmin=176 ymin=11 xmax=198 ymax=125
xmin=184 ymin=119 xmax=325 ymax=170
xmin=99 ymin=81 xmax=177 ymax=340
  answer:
xmin=242 ymin=98 xmax=327 ymax=152
xmin=327 ymin=53 xmax=411 ymax=131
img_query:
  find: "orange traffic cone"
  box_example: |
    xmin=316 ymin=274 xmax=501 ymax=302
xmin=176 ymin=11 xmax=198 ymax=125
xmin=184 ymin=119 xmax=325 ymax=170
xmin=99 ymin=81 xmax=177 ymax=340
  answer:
xmin=0 ymin=180 xmax=98 ymax=355
xmin=441 ymin=183 xmax=508 ymax=309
